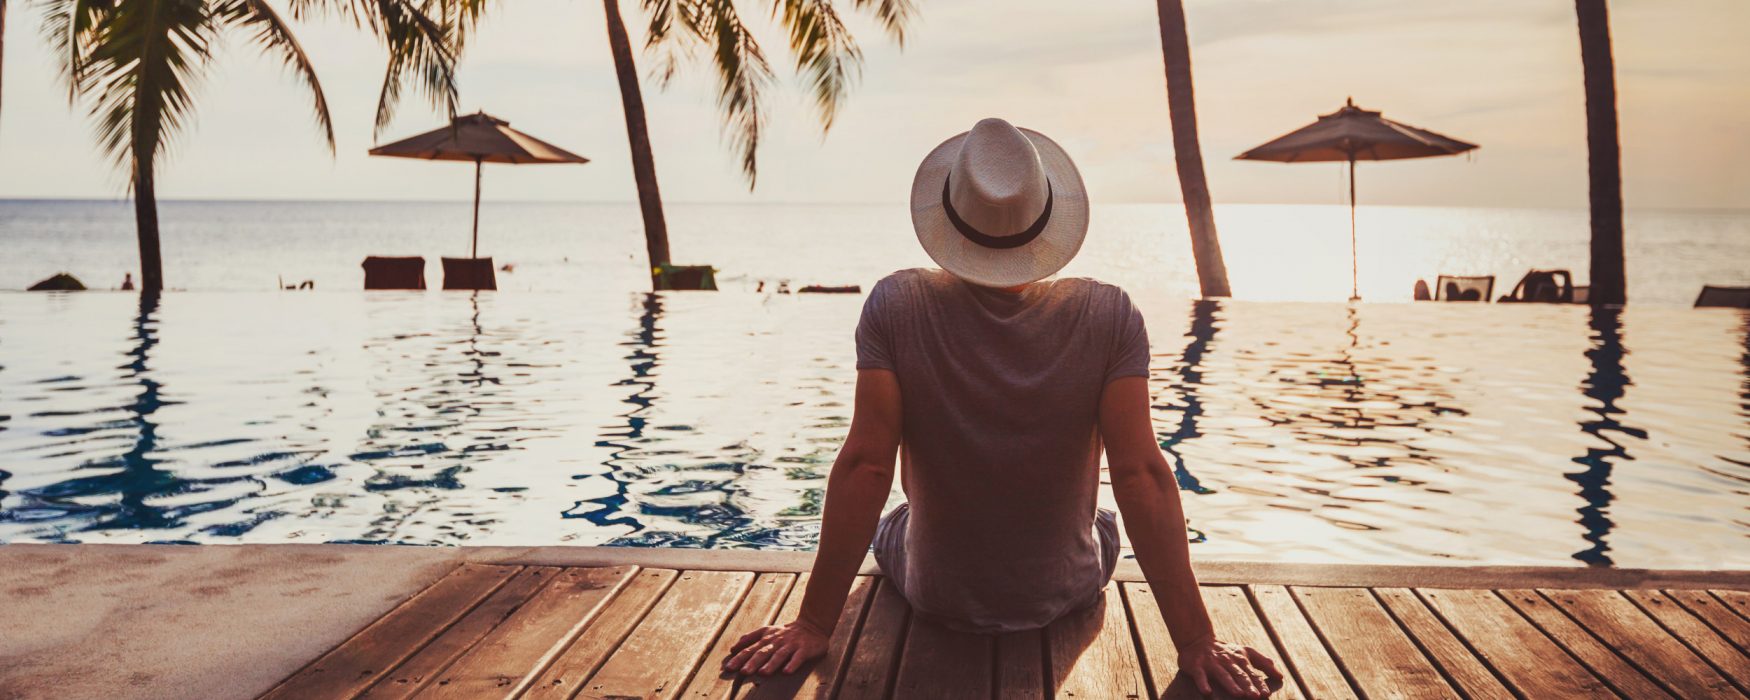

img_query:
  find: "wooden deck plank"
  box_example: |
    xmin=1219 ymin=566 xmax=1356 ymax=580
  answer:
xmin=1293 ymin=586 xmax=1458 ymax=699
xmin=262 ymin=563 xmax=522 ymax=700
xmin=734 ymin=575 xmax=876 ymax=700
xmin=1624 ymin=589 xmax=1750 ymax=695
xmin=1119 ymin=584 xmax=1189 ymax=700
xmin=523 ymin=568 xmax=680 ymax=700
xmin=1669 ymin=589 xmax=1750 ymax=653
xmin=836 ymin=579 xmax=910 ymax=700
xmin=1129 ymin=584 xmax=1307 ymax=700
xmin=1493 ymin=588 xmax=1668 ymax=700
xmin=361 ymin=567 xmax=560 ymax=700
xmin=1250 ymin=585 xmax=1356 ymax=700
xmin=678 ymin=573 xmax=797 ymax=700
xmin=995 ymin=629 xmax=1045 ymax=700
xmin=894 ymin=614 xmax=993 ymax=699
xmin=577 ymin=570 xmax=754 ymax=700
xmin=1541 ymin=588 xmax=1743 ymax=699
xmin=1719 ymin=590 xmax=1750 ymax=623
xmin=1046 ymin=586 xmax=1146 ymax=699
xmin=1372 ymin=588 xmax=1514 ymax=700
xmin=411 ymin=565 xmax=636 ymax=699
xmin=1417 ymin=588 xmax=1609 ymax=699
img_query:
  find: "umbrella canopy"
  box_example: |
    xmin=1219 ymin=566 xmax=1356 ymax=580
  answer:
xmin=369 ymin=112 xmax=589 ymax=259
xmin=1237 ymin=98 xmax=1477 ymax=300
xmin=369 ymin=111 xmax=591 ymax=164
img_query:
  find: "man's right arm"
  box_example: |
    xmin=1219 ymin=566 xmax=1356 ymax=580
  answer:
xmin=1099 ymin=376 xmax=1283 ymax=699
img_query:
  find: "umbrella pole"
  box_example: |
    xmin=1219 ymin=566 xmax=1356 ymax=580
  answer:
xmin=471 ymin=157 xmax=483 ymax=259
xmin=1348 ymin=156 xmax=1359 ymax=301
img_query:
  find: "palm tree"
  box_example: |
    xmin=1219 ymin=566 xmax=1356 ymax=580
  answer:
xmin=608 ymin=0 xmax=914 ymax=288
xmin=1575 ymin=0 xmax=1625 ymax=305
xmin=41 ymin=0 xmax=476 ymax=293
xmin=1154 ymin=0 xmax=1229 ymax=298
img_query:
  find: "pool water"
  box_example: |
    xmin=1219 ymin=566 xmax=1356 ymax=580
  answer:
xmin=1 ymin=291 xmax=1746 ymax=568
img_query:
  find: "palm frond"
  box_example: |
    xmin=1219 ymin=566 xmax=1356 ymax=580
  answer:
xmin=215 ymin=0 xmax=334 ymax=151
xmin=73 ymin=0 xmax=215 ymax=179
xmin=772 ymin=0 xmax=860 ymax=131
xmin=364 ymin=0 xmax=458 ymax=137
xmin=699 ymin=0 xmax=771 ymax=186
xmin=36 ymin=0 xmax=112 ymax=104
xmin=641 ymin=0 xmax=697 ymax=86
xmin=849 ymin=0 xmax=912 ymax=46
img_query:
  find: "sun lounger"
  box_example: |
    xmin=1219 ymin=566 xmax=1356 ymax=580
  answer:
xmin=1435 ymin=275 xmax=1493 ymax=302
xmin=799 ymin=285 xmax=861 ymax=294
xmin=1499 ymin=269 xmax=1575 ymax=303
xmin=1695 ymin=285 xmax=1750 ymax=308
xmin=362 ymin=256 xmax=426 ymax=290
xmin=441 ymin=257 xmax=497 ymax=291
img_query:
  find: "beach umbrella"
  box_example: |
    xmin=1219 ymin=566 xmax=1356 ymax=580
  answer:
xmin=369 ymin=111 xmax=590 ymax=258
xmin=1237 ymin=98 xmax=1477 ymax=300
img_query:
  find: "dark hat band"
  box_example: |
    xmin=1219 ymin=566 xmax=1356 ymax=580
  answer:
xmin=941 ymin=175 xmax=1053 ymax=250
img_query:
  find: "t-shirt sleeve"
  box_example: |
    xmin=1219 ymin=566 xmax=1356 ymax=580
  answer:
xmin=855 ymin=277 xmax=896 ymax=371
xmin=1104 ymin=288 xmax=1151 ymax=384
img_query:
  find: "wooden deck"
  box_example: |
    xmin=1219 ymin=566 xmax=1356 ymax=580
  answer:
xmin=262 ymin=562 xmax=1750 ymax=699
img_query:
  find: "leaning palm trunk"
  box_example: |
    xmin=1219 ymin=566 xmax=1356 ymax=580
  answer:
xmin=603 ymin=0 xmax=671 ymax=289
xmin=132 ymin=91 xmax=166 ymax=292
xmin=1576 ymin=0 xmax=1625 ymax=305
xmin=1154 ymin=0 xmax=1229 ymax=298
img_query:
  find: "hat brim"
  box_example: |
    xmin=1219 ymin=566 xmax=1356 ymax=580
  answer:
xmin=911 ymin=128 xmax=1089 ymax=288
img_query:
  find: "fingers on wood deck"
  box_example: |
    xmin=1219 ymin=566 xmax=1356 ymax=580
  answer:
xmin=263 ymin=563 xmax=1750 ymax=700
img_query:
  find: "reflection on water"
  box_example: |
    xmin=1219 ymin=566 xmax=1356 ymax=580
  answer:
xmin=1569 ymin=307 xmax=1641 ymax=566
xmin=0 ymin=292 xmax=1746 ymax=568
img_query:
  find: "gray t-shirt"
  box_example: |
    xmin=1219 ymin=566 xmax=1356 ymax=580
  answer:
xmin=855 ymin=268 xmax=1151 ymax=631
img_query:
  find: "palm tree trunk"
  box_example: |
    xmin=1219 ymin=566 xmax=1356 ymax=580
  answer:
xmin=602 ymin=0 xmax=671 ymax=290
xmin=133 ymin=160 xmax=165 ymax=293
xmin=1155 ymin=0 xmax=1230 ymax=298
xmin=1576 ymin=0 xmax=1625 ymax=305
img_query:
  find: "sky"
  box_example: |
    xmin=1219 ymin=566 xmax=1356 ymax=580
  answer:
xmin=0 ymin=0 xmax=1746 ymax=208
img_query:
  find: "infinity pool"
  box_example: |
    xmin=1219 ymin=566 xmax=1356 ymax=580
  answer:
xmin=1 ymin=291 xmax=1745 ymax=568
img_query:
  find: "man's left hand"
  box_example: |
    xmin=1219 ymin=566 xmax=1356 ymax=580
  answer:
xmin=722 ymin=620 xmax=830 ymax=676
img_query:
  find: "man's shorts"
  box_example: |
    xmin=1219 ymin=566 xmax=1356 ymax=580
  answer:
xmin=871 ymin=502 xmax=1121 ymax=619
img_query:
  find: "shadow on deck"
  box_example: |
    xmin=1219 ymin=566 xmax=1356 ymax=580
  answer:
xmin=259 ymin=554 xmax=1750 ymax=700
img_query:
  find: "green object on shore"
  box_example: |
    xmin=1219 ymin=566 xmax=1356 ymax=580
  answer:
xmin=27 ymin=273 xmax=87 ymax=291
xmin=654 ymin=264 xmax=717 ymax=291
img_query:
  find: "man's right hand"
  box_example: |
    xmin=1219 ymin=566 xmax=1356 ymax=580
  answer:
xmin=1178 ymin=636 xmax=1284 ymax=698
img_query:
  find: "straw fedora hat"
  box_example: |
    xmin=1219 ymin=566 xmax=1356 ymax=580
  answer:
xmin=911 ymin=118 xmax=1089 ymax=288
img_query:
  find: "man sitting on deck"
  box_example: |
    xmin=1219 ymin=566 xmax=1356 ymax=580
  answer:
xmin=723 ymin=118 xmax=1283 ymax=699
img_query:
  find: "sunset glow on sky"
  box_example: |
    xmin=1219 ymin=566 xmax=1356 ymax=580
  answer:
xmin=1 ymin=0 xmax=1745 ymax=209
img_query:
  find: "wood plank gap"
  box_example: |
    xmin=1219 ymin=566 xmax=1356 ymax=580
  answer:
xmin=522 ymin=568 xmax=682 ymax=700
xmin=677 ymin=572 xmax=797 ymax=700
xmin=1621 ymin=589 xmax=1750 ymax=697
xmin=1283 ymin=586 xmax=1366 ymax=698
xmin=1713 ymin=590 xmax=1750 ymax=627
xmin=1493 ymin=587 xmax=1660 ymax=700
xmin=1669 ymin=590 xmax=1750 ymax=657
xmin=1369 ymin=588 xmax=1513 ymax=700
xmin=1249 ymin=585 xmax=1356 ymax=700
xmin=372 ymin=566 xmax=568 ymax=700
xmin=1116 ymin=584 xmax=1157 ymax=700
xmin=261 ymin=563 xmax=525 ymax=700
xmin=1537 ymin=588 xmax=1738 ymax=699
xmin=1239 ymin=585 xmax=1313 ymax=700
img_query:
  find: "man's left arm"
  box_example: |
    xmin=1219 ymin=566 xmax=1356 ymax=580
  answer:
xmin=723 ymin=368 xmax=902 ymax=675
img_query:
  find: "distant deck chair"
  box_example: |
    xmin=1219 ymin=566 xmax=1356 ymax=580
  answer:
xmin=362 ymin=256 xmax=426 ymax=290
xmin=1435 ymin=275 xmax=1493 ymax=302
xmin=1696 ymin=285 xmax=1750 ymax=309
xmin=442 ymin=257 xmax=498 ymax=291
xmin=1501 ymin=269 xmax=1574 ymax=303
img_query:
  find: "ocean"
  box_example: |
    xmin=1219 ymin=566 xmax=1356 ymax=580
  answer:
xmin=3 ymin=199 xmax=1748 ymax=303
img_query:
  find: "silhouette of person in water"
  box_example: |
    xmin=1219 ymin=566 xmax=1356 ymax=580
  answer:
xmin=121 ymin=273 xmax=135 ymax=291
xmin=721 ymin=119 xmax=1282 ymax=699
